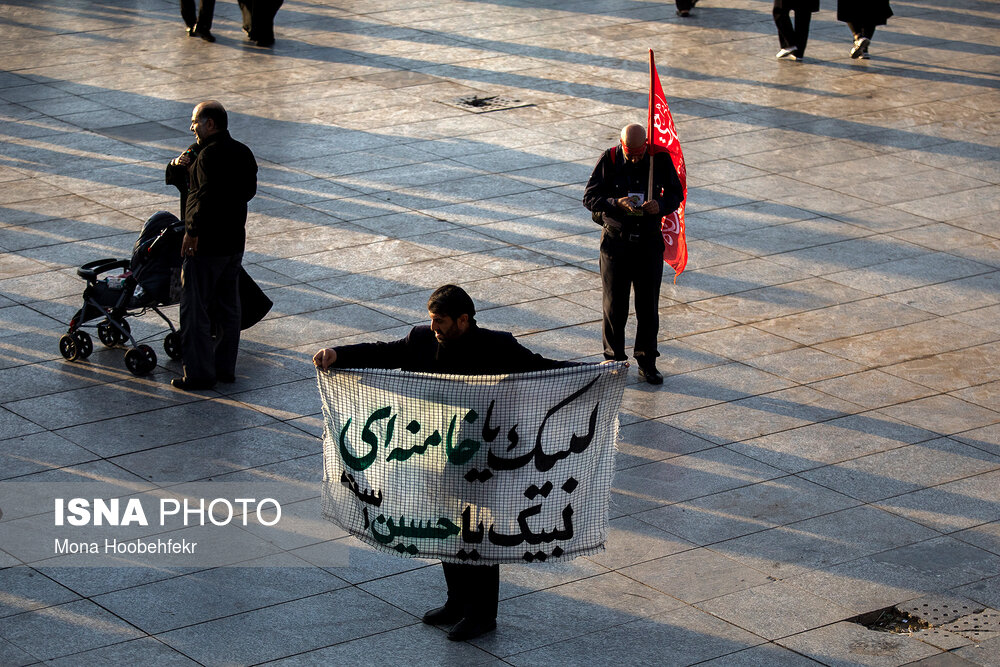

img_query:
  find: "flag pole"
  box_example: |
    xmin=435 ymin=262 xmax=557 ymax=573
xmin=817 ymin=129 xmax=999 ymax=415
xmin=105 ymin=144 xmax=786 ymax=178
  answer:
xmin=646 ymin=49 xmax=655 ymax=203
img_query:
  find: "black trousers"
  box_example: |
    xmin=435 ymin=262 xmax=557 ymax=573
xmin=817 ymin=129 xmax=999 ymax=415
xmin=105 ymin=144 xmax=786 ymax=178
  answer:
xmin=599 ymin=226 xmax=664 ymax=364
xmin=179 ymin=253 xmax=242 ymax=383
xmin=180 ymin=0 xmax=214 ymax=31
xmin=442 ymin=562 xmax=499 ymax=621
xmin=847 ymin=21 xmax=877 ymax=40
xmin=238 ymin=0 xmax=284 ymax=43
xmin=773 ymin=7 xmax=812 ymax=55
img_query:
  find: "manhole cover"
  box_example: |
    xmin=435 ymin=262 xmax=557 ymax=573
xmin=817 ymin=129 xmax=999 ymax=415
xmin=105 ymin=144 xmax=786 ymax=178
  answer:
xmin=941 ymin=610 xmax=1000 ymax=641
xmin=849 ymin=606 xmax=931 ymax=634
xmin=899 ymin=599 xmax=979 ymax=626
xmin=443 ymin=95 xmax=533 ymax=114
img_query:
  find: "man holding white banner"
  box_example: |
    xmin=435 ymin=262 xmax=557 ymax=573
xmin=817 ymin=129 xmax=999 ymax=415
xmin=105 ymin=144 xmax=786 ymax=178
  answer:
xmin=314 ymin=285 xmax=626 ymax=641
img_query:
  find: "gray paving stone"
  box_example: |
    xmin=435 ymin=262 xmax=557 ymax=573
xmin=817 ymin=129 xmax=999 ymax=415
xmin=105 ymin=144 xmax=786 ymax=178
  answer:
xmin=788 ymin=537 xmax=1000 ymax=615
xmin=776 ymin=621 xmax=942 ymax=667
xmin=636 ymin=475 xmax=859 ymax=545
xmin=42 ymin=637 xmax=200 ymax=667
xmin=109 ymin=422 xmax=319 ymax=483
xmin=697 ymin=642 xmax=824 ymax=666
xmin=0 ymin=566 xmax=80 ymax=619
xmin=714 ymin=505 xmax=940 ymax=580
xmin=505 ymin=603 xmax=762 ymax=666
xmin=613 ymin=446 xmax=786 ymax=513
xmin=799 ymin=438 xmax=1000 ymax=503
xmin=0 ymin=637 xmax=37 ymax=667
xmin=55 ymin=396 xmax=280 ymax=458
xmin=731 ymin=410 xmax=940 ymax=474
xmin=621 ymin=547 xmax=773 ymax=604
xmin=264 ymin=623 xmax=503 ymax=666
xmin=0 ymin=599 xmax=145 ymax=661
xmin=698 ymin=580 xmax=855 ymax=640
xmin=873 ymin=470 xmax=1000 ymax=533
xmin=479 ymin=571 xmax=687 ymax=656
xmin=157 ymin=586 xmax=416 ymax=665
xmin=93 ymin=553 xmax=348 ymax=634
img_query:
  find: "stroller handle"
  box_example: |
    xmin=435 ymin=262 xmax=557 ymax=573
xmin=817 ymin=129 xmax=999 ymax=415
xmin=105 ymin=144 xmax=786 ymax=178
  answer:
xmin=77 ymin=258 xmax=130 ymax=282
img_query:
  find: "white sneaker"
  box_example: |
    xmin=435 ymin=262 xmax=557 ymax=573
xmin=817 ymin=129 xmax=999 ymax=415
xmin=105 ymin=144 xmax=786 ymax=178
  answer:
xmin=851 ymin=36 xmax=870 ymax=59
xmin=776 ymin=47 xmax=798 ymax=60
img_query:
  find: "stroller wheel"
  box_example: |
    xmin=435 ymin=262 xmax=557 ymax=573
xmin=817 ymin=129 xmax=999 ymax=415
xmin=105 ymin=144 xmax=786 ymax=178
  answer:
xmin=59 ymin=334 xmax=80 ymax=361
xmin=98 ymin=320 xmax=115 ymax=346
xmin=163 ymin=331 xmax=182 ymax=360
xmin=98 ymin=318 xmax=131 ymax=347
xmin=125 ymin=344 xmax=157 ymax=376
xmin=72 ymin=330 xmax=94 ymax=359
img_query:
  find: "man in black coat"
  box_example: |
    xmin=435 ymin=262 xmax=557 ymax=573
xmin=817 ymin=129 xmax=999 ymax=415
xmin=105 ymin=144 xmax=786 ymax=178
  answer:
xmin=583 ymin=123 xmax=683 ymax=384
xmin=313 ymin=284 xmax=580 ymax=641
xmin=171 ymin=101 xmax=257 ymax=390
xmin=773 ymin=0 xmax=820 ymax=60
xmin=238 ymin=0 xmax=284 ymax=47
xmin=180 ymin=0 xmax=216 ymax=41
xmin=838 ymin=0 xmax=893 ymax=59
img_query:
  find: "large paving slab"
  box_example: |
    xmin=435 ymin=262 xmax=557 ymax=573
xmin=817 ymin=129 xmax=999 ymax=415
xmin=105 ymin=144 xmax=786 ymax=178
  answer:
xmin=1 ymin=0 xmax=998 ymax=665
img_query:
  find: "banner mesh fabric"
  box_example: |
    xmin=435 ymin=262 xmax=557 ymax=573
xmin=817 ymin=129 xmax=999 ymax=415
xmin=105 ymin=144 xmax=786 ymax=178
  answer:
xmin=318 ymin=362 xmax=627 ymax=565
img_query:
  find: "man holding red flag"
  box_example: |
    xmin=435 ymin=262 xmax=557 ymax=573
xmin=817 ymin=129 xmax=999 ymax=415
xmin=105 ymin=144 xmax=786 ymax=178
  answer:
xmin=583 ymin=49 xmax=686 ymax=385
xmin=583 ymin=123 xmax=683 ymax=384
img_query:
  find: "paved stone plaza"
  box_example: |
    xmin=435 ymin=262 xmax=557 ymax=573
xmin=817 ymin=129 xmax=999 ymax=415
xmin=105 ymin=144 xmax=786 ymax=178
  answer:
xmin=1 ymin=0 xmax=999 ymax=664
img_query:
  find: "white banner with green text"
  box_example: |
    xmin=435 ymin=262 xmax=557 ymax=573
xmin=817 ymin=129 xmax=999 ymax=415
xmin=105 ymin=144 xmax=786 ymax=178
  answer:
xmin=318 ymin=363 xmax=627 ymax=565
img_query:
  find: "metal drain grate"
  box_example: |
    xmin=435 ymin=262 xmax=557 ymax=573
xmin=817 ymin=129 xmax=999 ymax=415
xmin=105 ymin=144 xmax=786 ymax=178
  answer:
xmin=444 ymin=95 xmax=533 ymax=113
xmin=899 ymin=600 xmax=978 ymax=626
xmin=941 ymin=611 xmax=1000 ymax=641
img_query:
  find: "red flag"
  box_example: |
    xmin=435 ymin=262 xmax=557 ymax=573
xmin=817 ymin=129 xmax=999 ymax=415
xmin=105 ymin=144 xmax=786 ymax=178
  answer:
xmin=647 ymin=49 xmax=688 ymax=280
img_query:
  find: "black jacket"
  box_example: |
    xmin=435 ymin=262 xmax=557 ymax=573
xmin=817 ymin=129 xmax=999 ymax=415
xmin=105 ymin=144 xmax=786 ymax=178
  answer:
xmin=333 ymin=324 xmax=578 ymax=375
xmin=583 ymin=147 xmax=683 ymax=233
xmin=172 ymin=131 xmax=258 ymax=256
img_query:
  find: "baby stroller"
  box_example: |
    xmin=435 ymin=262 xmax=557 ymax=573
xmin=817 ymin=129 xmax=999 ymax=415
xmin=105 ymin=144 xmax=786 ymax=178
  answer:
xmin=59 ymin=211 xmax=184 ymax=376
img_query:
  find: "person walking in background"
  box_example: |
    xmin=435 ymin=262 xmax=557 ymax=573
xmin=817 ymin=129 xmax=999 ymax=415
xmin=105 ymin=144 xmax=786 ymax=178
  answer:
xmin=773 ymin=0 xmax=819 ymax=61
xmin=675 ymin=0 xmax=698 ymax=18
xmin=171 ymin=101 xmax=258 ymax=391
xmin=180 ymin=0 xmax=215 ymax=41
xmin=238 ymin=0 xmax=284 ymax=47
xmin=838 ymin=0 xmax=893 ymax=59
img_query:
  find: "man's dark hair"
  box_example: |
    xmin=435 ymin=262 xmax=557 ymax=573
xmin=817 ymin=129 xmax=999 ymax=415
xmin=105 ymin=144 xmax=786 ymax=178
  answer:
xmin=197 ymin=104 xmax=228 ymax=130
xmin=427 ymin=284 xmax=476 ymax=322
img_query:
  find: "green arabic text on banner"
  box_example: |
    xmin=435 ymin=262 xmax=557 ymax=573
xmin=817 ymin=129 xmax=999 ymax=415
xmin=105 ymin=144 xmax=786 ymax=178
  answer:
xmin=317 ymin=363 xmax=627 ymax=565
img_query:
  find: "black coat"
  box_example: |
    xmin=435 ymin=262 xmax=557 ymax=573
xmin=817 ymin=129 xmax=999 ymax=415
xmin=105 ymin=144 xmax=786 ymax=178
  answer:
xmin=774 ymin=0 xmax=820 ymax=11
xmin=333 ymin=324 xmax=576 ymax=375
xmin=837 ymin=0 xmax=892 ymax=24
xmin=182 ymin=130 xmax=257 ymax=256
xmin=583 ymin=147 xmax=683 ymax=234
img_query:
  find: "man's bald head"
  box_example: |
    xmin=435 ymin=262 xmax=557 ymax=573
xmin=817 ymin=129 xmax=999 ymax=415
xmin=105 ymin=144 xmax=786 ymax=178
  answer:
xmin=190 ymin=100 xmax=227 ymax=143
xmin=193 ymin=100 xmax=228 ymax=129
xmin=620 ymin=123 xmax=647 ymax=162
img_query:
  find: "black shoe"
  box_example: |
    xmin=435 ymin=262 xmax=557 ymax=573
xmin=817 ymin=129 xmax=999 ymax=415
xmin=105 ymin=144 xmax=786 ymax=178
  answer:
xmin=422 ymin=605 xmax=463 ymax=626
xmin=171 ymin=377 xmax=216 ymax=391
xmin=676 ymin=9 xmax=690 ymax=16
xmin=186 ymin=25 xmax=197 ymax=37
xmin=638 ymin=364 xmax=663 ymax=385
xmin=255 ymin=38 xmax=275 ymax=47
xmin=192 ymin=29 xmax=215 ymax=42
xmin=447 ymin=617 xmax=496 ymax=641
